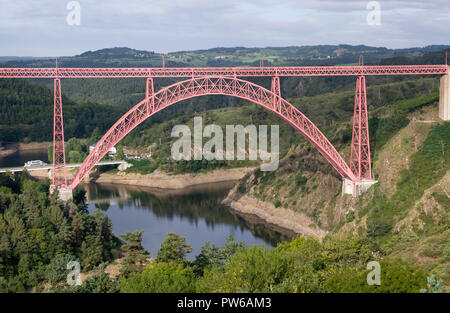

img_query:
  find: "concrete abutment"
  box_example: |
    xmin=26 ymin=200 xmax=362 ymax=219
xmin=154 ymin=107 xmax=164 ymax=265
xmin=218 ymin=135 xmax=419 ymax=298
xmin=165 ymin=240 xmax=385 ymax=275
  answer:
xmin=342 ymin=178 xmax=377 ymax=197
xmin=440 ymin=68 xmax=450 ymax=121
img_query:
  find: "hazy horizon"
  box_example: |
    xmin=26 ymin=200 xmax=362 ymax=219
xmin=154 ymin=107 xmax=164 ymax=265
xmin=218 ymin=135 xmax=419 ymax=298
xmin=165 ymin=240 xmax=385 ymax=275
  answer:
xmin=1 ymin=1 xmax=449 ymax=57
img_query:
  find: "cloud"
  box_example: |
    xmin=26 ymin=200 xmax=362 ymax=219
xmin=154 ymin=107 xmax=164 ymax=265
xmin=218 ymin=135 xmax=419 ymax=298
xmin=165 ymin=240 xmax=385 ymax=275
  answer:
xmin=0 ymin=0 xmax=448 ymax=56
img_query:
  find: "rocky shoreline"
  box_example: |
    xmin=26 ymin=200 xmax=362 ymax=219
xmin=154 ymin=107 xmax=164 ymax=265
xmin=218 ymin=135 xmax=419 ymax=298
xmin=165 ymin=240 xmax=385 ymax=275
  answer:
xmin=222 ymin=186 xmax=327 ymax=240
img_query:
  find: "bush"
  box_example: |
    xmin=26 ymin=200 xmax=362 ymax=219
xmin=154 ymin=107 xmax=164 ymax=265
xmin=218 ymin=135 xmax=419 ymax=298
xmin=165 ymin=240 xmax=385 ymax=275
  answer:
xmin=366 ymin=216 xmax=392 ymax=238
xmin=73 ymin=268 xmax=119 ymax=293
xmin=273 ymin=264 xmax=323 ymax=293
xmin=125 ymin=159 xmax=160 ymax=175
xmin=197 ymin=245 xmax=295 ymax=292
xmin=323 ymin=259 xmax=427 ymax=293
xmin=272 ymin=199 xmax=282 ymax=208
xmin=120 ymin=262 xmax=195 ymax=293
xmin=346 ymin=210 xmax=355 ymax=223
xmin=294 ymin=174 xmax=307 ymax=186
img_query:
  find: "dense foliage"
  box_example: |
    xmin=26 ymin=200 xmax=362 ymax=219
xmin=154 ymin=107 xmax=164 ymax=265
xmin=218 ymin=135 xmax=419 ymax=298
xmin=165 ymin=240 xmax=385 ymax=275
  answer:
xmin=0 ymin=173 xmax=119 ymax=292
xmin=0 ymin=170 xmax=435 ymax=293
xmin=118 ymin=234 xmax=429 ymax=293
xmin=0 ymin=79 xmax=125 ymax=143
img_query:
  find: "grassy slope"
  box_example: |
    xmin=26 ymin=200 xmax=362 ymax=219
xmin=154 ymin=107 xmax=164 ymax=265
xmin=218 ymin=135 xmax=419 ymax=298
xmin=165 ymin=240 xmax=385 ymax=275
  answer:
xmin=232 ymin=77 xmax=449 ymax=286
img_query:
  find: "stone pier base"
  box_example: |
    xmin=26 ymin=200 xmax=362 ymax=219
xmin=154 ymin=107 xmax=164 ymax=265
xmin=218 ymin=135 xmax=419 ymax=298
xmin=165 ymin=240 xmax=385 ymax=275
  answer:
xmin=440 ymin=70 xmax=450 ymax=121
xmin=50 ymin=187 xmax=73 ymax=201
xmin=58 ymin=188 xmax=73 ymax=201
xmin=342 ymin=178 xmax=377 ymax=197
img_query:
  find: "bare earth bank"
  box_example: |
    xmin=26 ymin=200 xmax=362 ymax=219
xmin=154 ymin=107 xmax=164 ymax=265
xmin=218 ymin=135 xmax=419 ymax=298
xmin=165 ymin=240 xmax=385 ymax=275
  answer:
xmin=92 ymin=167 xmax=256 ymax=189
xmin=222 ymin=186 xmax=327 ymax=240
xmin=29 ymin=167 xmax=256 ymax=189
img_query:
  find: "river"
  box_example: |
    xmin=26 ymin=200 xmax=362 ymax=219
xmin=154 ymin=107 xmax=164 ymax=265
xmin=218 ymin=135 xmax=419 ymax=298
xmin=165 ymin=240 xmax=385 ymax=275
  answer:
xmin=0 ymin=148 xmax=49 ymax=167
xmin=0 ymin=148 xmax=292 ymax=259
xmin=83 ymin=182 xmax=292 ymax=260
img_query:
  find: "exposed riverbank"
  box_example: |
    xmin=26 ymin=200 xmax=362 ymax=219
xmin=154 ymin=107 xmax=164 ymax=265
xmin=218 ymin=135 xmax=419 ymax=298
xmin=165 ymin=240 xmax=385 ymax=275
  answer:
xmin=29 ymin=166 xmax=257 ymax=189
xmin=222 ymin=186 xmax=327 ymax=240
xmin=91 ymin=167 xmax=256 ymax=189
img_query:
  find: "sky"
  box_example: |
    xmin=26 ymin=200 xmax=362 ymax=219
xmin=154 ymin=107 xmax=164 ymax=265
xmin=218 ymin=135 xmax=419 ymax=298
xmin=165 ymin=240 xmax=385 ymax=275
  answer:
xmin=0 ymin=0 xmax=449 ymax=57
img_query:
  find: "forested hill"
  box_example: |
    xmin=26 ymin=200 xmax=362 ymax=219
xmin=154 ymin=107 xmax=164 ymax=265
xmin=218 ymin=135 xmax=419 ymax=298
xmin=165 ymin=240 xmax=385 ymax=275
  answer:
xmin=2 ymin=44 xmax=449 ymax=67
xmin=0 ymin=44 xmax=448 ymax=145
xmin=0 ymin=79 xmax=125 ymax=143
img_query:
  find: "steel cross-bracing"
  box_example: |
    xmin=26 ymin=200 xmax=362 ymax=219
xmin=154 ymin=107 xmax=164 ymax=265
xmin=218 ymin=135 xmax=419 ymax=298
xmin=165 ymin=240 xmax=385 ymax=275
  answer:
xmin=350 ymin=76 xmax=372 ymax=180
xmin=69 ymin=77 xmax=356 ymax=189
xmin=51 ymin=77 xmax=68 ymax=188
xmin=0 ymin=65 xmax=447 ymax=79
xmin=1 ymin=63 xmax=447 ymax=195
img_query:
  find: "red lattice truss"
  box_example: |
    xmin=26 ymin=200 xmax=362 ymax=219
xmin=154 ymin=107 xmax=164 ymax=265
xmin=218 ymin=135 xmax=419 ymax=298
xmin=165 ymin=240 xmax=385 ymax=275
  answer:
xmin=350 ymin=76 xmax=372 ymax=180
xmin=0 ymin=65 xmax=447 ymax=78
xmin=1 ymin=64 xmax=446 ymax=191
xmin=52 ymin=78 xmax=68 ymax=187
xmin=70 ymin=77 xmax=356 ymax=189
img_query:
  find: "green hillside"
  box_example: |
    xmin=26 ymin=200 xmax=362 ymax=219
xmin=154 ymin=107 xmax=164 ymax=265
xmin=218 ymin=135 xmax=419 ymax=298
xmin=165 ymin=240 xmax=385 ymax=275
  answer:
xmin=0 ymin=46 xmax=448 ymax=292
xmin=232 ymin=89 xmax=449 ymax=288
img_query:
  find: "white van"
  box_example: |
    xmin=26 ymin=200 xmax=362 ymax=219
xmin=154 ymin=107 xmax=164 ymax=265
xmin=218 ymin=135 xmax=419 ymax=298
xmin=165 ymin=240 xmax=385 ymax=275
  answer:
xmin=24 ymin=160 xmax=47 ymax=167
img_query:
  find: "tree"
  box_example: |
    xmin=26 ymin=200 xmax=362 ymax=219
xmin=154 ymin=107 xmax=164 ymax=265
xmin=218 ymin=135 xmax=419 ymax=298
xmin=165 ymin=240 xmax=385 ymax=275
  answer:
xmin=115 ymin=145 xmax=125 ymax=160
xmin=119 ymin=231 xmax=149 ymax=277
xmin=81 ymin=235 xmax=104 ymax=270
xmin=156 ymin=233 xmax=192 ymax=264
xmin=45 ymin=254 xmax=78 ymax=289
xmin=68 ymin=150 xmax=83 ymax=163
xmin=48 ymin=145 xmax=53 ymax=163
xmin=193 ymin=234 xmax=246 ymax=276
xmin=72 ymin=188 xmax=87 ymax=208
xmin=0 ymin=173 xmax=116 ymax=291
xmin=192 ymin=241 xmax=221 ymax=276
xmin=66 ymin=138 xmax=84 ymax=154
xmin=272 ymin=264 xmax=323 ymax=293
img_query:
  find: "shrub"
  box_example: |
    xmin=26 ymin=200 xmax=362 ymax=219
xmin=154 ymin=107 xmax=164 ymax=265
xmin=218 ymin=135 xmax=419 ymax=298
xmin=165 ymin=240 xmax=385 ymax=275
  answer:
xmin=346 ymin=210 xmax=355 ymax=223
xmin=120 ymin=262 xmax=195 ymax=293
xmin=366 ymin=216 xmax=392 ymax=238
xmin=323 ymin=259 xmax=427 ymax=293
xmin=294 ymin=174 xmax=307 ymax=186
xmin=272 ymin=199 xmax=282 ymax=208
xmin=197 ymin=245 xmax=295 ymax=292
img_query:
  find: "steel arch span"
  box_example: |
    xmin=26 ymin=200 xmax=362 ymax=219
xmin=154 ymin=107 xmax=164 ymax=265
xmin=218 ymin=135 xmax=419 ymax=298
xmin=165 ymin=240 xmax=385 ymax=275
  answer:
xmin=70 ymin=77 xmax=356 ymax=189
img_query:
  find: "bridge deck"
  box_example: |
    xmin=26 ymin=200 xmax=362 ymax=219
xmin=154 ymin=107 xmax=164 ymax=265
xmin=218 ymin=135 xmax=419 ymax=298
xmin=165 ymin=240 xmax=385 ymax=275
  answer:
xmin=0 ymin=160 xmax=126 ymax=173
xmin=0 ymin=65 xmax=447 ymax=78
